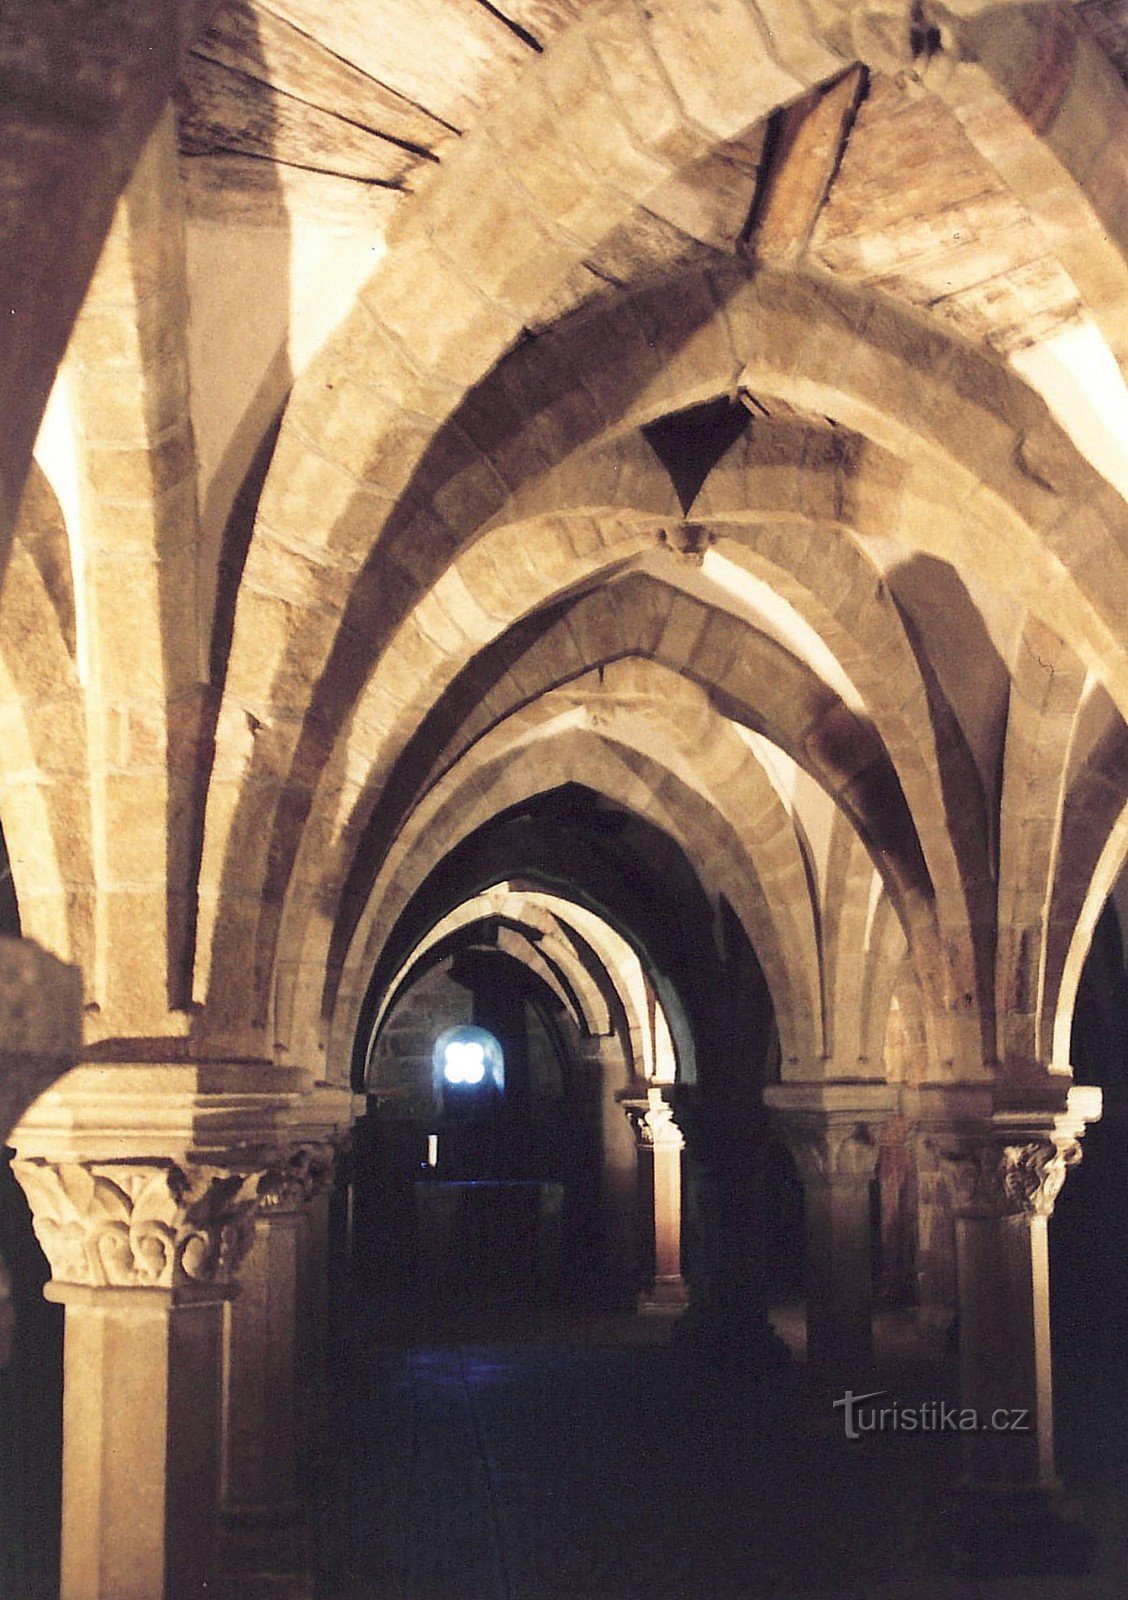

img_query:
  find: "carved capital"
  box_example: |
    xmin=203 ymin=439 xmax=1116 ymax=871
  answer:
xmin=936 ymin=1135 xmax=1082 ymax=1219
xmin=255 ymin=1142 xmax=338 ymax=1214
xmin=11 ymin=1158 xmax=269 ymax=1289
xmin=623 ymin=1088 xmax=684 ymax=1150
xmin=776 ymin=1114 xmax=883 ymax=1187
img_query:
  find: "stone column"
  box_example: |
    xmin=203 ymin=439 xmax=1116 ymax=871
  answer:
xmin=765 ymin=1083 xmax=895 ymax=1382
xmin=876 ymin=1114 xmax=915 ymax=1305
xmin=294 ymin=1131 xmax=349 ymax=1495
xmin=666 ymin=1089 xmax=787 ymax=1367
xmin=220 ymin=1142 xmax=338 ymax=1592
xmin=597 ymin=1043 xmax=638 ymax=1304
xmin=8 ymin=1061 xmax=327 ymax=1600
xmin=903 ymin=1084 xmax=986 ymax=1345
xmin=911 ymin=1132 xmax=959 ymax=1341
xmin=10 ymin=1155 xmax=265 ymax=1600
xmin=623 ymin=1086 xmax=688 ymax=1313
xmin=933 ymin=1088 xmax=1099 ymax=1492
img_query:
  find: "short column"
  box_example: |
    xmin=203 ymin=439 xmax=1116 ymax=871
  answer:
xmin=623 ymin=1087 xmax=688 ymax=1312
xmin=294 ymin=1148 xmax=342 ymax=1495
xmin=11 ymin=1156 xmax=263 ymax=1600
xmin=911 ymin=1128 xmax=959 ymax=1341
xmin=903 ymin=1084 xmax=987 ymax=1346
xmin=937 ymin=1122 xmax=1089 ymax=1491
xmin=766 ymin=1085 xmax=894 ymax=1384
xmin=220 ymin=1144 xmax=337 ymax=1593
xmin=666 ymin=1090 xmax=788 ymax=1366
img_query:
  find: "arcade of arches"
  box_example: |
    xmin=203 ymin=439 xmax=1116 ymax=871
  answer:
xmin=6 ymin=1 xmax=1128 ymax=1595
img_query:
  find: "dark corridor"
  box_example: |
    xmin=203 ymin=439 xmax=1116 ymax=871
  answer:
xmin=310 ymin=1294 xmax=1128 ymax=1600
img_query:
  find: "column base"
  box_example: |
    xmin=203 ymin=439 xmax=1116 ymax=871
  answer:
xmin=639 ymin=1275 xmax=689 ymax=1315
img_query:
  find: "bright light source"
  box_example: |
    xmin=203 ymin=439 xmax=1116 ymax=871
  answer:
xmin=443 ymin=1039 xmax=486 ymax=1085
xmin=432 ymin=1025 xmax=504 ymax=1094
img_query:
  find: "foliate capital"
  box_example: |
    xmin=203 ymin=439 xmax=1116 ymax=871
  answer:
xmin=774 ymin=1113 xmax=884 ymax=1187
xmin=623 ymin=1088 xmax=684 ymax=1150
xmin=936 ymin=1135 xmax=1082 ymax=1219
xmin=255 ymin=1141 xmax=338 ymax=1213
xmin=11 ymin=1157 xmax=268 ymax=1290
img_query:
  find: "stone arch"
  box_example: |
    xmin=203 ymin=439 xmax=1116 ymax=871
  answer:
xmin=996 ymin=614 xmax=1090 ymax=1069
xmin=0 ymin=15 xmax=206 ymax=548
xmin=200 ymin=263 xmax=1123 ymax=1078
xmin=1048 ymin=697 xmax=1128 ymax=1067
xmin=271 ymin=557 xmax=968 ymax=1097
xmin=247 ymin=545 xmax=946 ymax=1046
xmin=343 ymin=768 xmax=754 ymax=1095
xmin=820 ymin=809 xmax=895 ymax=1073
xmin=0 ymin=472 xmax=92 ymax=969
xmin=361 ymin=882 xmax=691 ymax=1093
xmin=325 ymin=702 xmax=856 ymax=1083
xmin=370 ymin=896 xmax=612 ymax=1045
xmin=859 ymin=886 xmax=908 ymax=1074
xmin=190 ymin=3 xmax=1128 ymax=1091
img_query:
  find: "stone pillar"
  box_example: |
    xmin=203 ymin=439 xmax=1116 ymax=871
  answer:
xmin=911 ymin=1131 xmax=959 ymax=1341
xmin=7 ymin=1061 xmax=340 ymax=1600
xmin=933 ymin=1088 xmax=1099 ymax=1493
xmin=765 ymin=1083 xmax=895 ymax=1382
xmin=876 ymin=1114 xmax=915 ymax=1305
xmin=10 ymin=1156 xmax=265 ymax=1600
xmin=623 ymin=1086 xmax=688 ymax=1313
xmin=220 ymin=1142 xmax=338 ymax=1592
xmin=294 ymin=1134 xmax=348 ymax=1495
xmin=597 ymin=1043 xmax=638 ymax=1304
xmin=903 ymin=1084 xmax=985 ymax=1345
xmin=666 ymin=1089 xmax=787 ymax=1367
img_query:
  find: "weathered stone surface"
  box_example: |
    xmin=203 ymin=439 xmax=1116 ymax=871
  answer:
xmin=5 ymin=3 xmax=1128 ymax=1579
xmin=0 ymin=938 xmax=83 ymax=1144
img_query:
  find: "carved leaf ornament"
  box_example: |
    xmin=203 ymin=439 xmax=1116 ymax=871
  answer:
xmin=12 ymin=1159 xmax=262 ymax=1288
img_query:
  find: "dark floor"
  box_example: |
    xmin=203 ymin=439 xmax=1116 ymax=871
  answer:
xmin=311 ymin=1299 xmax=1128 ymax=1600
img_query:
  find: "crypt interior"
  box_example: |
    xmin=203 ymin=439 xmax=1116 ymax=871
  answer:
xmin=6 ymin=0 xmax=1128 ymax=1596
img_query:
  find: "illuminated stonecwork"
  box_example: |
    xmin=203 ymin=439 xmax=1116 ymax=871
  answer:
xmin=2 ymin=1 xmax=1128 ymax=1595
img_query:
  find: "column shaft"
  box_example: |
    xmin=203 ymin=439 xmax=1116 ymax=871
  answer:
xmin=765 ymin=1090 xmax=892 ymax=1385
xmin=955 ymin=1210 xmax=1053 ymax=1488
xmin=52 ymin=1285 xmax=226 ymax=1600
xmin=219 ymin=1142 xmax=338 ymax=1591
xmin=651 ymin=1139 xmax=684 ymax=1295
xmin=622 ymin=1088 xmax=688 ymax=1313
xmin=941 ymin=1133 xmax=1076 ymax=1492
xmin=667 ymin=1090 xmax=785 ymax=1363
xmin=913 ymin=1139 xmax=958 ymax=1339
xmin=803 ymin=1176 xmax=875 ymax=1375
xmin=222 ymin=1213 xmax=303 ymax=1534
xmin=295 ymin=1190 xmax=330 ymax=1491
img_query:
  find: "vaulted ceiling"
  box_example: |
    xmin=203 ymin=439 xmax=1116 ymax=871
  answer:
xmin=5 ymin=0 xmax=1128 ymax=1100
